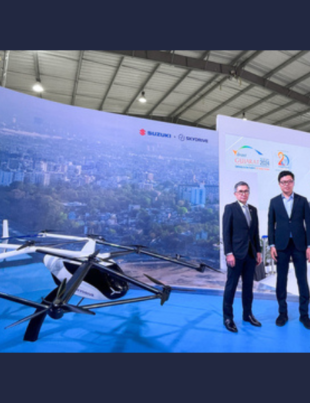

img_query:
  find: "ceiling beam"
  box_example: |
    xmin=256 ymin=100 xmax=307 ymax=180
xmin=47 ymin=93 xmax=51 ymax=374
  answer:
xmin=1 ymin=50 xmax=10 ymax=87
xmin=33 ymin=51 xmax=42 ymax=98
xmin=205 ymin=51 xmax=309 ymax=127
xmin=99 ymin=57 xmax=124 ymax=111
xmin=123 ymin=63 xmax=160 ymax=114
xmin=168 ymin=51 xmax=252 ymax=120
xmin=33 ymin=51 xmax=41 ymax=82
xmin=148 ymin=70 xmax=192 ymax=116
xmin=108 ymin=50 xmax=310 ymax=110
xmin=278 ymin=107 xmax=310 ymax=130
xmin=292 ymin=118 xmax=310 ymax=130
xmin=126 ymin=113 xmax=214 ymax=130
xmin=251 ymin=71 xmax=310 ymax=123
xmin=108 ymin=50 xmax=238 ymax=75
xmin=71 ymin=51 xmax=84 ymax=106
xmin=169 ymin=52 xmax=252 ymax=121
xmin=228 ymin=51 xmax=309 ymax=121
xmin=109 ymin=51 xmax=247 ymax=120
xmin=146 ymin=51 xmax=211 ymax=117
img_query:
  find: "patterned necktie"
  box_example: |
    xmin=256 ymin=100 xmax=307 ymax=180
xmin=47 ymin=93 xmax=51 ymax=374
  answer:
xmin=243 ymin=205 xmax=251 ymax=226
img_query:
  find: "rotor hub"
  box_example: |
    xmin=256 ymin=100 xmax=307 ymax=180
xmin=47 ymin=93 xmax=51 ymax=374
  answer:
xmin=48 ymin=305 xmax=64 ymax=320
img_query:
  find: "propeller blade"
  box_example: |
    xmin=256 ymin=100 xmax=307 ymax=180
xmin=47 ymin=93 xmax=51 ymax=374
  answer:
xmin=87 ymin=234 xmax=107 ymax=242
xmin=143 ymin=274 xmax=171 ymax=305
xmin=23 ymin=287 xmax=59 ymax=342
xmin=198 ymin=262 xmax=222 ymax=273
xmin=56 ymin=278 xmax=67 ymax=300
xmin=63 ymin=304 xmax=95 ymax=316
xmin=143 ymin=273 xmax=171 ymax=305
xmin=144 ymin=273 xmax=166 ymax=286
xmin=62 ymin=260 xmax=95 ymax=303
xmin=100 ymin=250 xmax=136 ymax=259
xmin=16 ymin=240 xmax=35 ymax=251
xmin=0 ymin=291 xmax=49 ymax=310
xmin=5 ymin=308 xmax=49 ymax=329
xmin=175 ymin=254 xmax=187 ymax=260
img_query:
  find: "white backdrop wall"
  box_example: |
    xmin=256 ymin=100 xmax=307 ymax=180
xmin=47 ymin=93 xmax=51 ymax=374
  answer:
xmin=217 ymin=115 xmax=310 ymax=270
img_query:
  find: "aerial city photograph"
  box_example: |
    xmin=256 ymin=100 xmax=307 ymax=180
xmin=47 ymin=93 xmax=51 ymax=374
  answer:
xmin=0 ymin=87 xmax=220 ymax=287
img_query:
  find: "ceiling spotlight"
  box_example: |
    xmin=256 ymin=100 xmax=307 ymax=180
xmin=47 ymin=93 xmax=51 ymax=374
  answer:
xmin=33 ymin=82 xmax=44 ymax=93
xmin=242 ymin=112 xmax=247 ymax=121
xmin=138 ymin=91 xmax=147 ymax=103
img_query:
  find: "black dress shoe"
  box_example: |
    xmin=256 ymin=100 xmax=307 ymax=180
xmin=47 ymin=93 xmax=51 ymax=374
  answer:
xmin=224 ymin=318 xmax=238 ymax=333
xmin=276 ymin=314 xmax=288 ymax=327
xmin=300 ymin=316 xmax=310 ymax=329
xmin=243 ymin=314 xmax=262 ymax=327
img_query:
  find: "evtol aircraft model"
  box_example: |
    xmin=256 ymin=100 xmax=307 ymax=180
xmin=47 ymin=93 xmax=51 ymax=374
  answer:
xmin=0 ymin=220 xmax=220 ymax=342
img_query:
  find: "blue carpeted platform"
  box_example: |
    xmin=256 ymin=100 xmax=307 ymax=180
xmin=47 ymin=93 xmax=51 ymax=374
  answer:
xmin=0 ymin=262 xmax=309 ymax=353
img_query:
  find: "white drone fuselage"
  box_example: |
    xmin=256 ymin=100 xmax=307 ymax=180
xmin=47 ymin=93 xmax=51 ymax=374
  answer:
xmin=0 ymin=230 xmax=127 ymax=301
xmin=43 ymin=254 xmax=117 ymax=300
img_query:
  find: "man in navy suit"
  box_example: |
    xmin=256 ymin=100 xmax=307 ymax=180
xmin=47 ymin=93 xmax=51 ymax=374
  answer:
xmin=268 ymin=170 xmax=310 ymax=329
xmin=222 ymin=181 xmax=262 ymax=332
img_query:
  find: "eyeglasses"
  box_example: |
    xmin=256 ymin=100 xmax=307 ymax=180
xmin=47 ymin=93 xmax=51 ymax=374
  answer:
xmin=236 ymin=190 xmax=249 ymax=194
xmin=279 ymin=180 xmax=294 ymax=185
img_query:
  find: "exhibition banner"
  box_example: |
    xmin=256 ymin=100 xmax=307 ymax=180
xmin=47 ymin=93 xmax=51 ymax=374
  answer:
xmin=0 ymin=87 xmax=220 ymax=287
xmin=218 ymin=115 xmax=310 ymax=273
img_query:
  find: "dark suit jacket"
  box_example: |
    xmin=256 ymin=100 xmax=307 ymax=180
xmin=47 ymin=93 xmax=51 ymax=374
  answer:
xmin=268 ymin=193 xmax=310 ymax=251
xmin=223 ymin=201 xmax=261 ymax=260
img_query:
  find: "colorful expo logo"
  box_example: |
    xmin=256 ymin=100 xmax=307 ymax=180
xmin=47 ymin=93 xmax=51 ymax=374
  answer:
xmin=278 ymin=151 xmax=290 ymax=166
xmin=233 ymin=145 xmax=263 ymax=156
xmin=232 ymin=145 xmax=269 ymax=170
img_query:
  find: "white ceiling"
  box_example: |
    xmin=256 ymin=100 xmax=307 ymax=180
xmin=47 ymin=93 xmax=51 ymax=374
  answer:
xmin=2 ymin=50 xmax=310 ymax=132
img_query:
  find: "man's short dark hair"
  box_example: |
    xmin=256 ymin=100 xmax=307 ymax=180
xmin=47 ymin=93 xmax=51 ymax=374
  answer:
xmin=234 ymin=181 xmax=249 ymax=193
xmin=278 ymin=171 xmax=294 ymax=182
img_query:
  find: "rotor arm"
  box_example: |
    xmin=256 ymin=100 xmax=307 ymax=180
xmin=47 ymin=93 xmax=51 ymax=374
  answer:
xmin=92 ymin=262 xmax=163 ymax=296
xmin=80 ymin=295 xmax=160 ymax=310
xmin=124 ymin=248 xmax=220 ymax=273
xmin=90 ymin=237 xmax=220 ymax=273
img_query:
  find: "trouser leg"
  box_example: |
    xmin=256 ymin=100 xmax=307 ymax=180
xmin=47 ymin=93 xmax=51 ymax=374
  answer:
xmin=292 ymin=247 xmax=310 ymax=318
xmin=276 ymin=246 xmax=291 ymax=316
xmin=223 ymin=259 xmax=243 ymax=320
xmin=241 ymin=254 xmax=256 ymax=317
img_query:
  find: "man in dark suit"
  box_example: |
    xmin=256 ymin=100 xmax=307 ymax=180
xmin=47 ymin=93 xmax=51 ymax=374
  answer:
xmin=268 ymin=170 xmax=310 ymax=329
xmin=222 ymin=181 xmax=262 ymax=332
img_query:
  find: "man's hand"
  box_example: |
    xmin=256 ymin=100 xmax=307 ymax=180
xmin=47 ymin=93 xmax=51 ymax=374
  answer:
xmin=306 ymin=247 xmax=310 ymax=263
xmin=256 ymin=252 xmax=262 ymax=266
xmin=270 ymin=246 xmax=277 ymax=262
xmin=226 ymin=254 xmax=235 ymax=267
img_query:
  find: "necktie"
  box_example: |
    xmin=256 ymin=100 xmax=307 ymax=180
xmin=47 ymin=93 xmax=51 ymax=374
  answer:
xmin=243 ymin=205 xmax=251 ymax=226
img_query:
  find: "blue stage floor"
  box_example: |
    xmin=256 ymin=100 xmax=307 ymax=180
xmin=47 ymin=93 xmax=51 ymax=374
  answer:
xmin=0 ymin=261 xmax=309 ymax=353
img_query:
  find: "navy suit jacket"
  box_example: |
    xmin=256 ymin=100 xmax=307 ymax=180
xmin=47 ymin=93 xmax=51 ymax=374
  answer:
xmin=223 ymin=201 xmax=261 ymax=260
xmin=268 ymin=193 xmax=310 ymax=251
